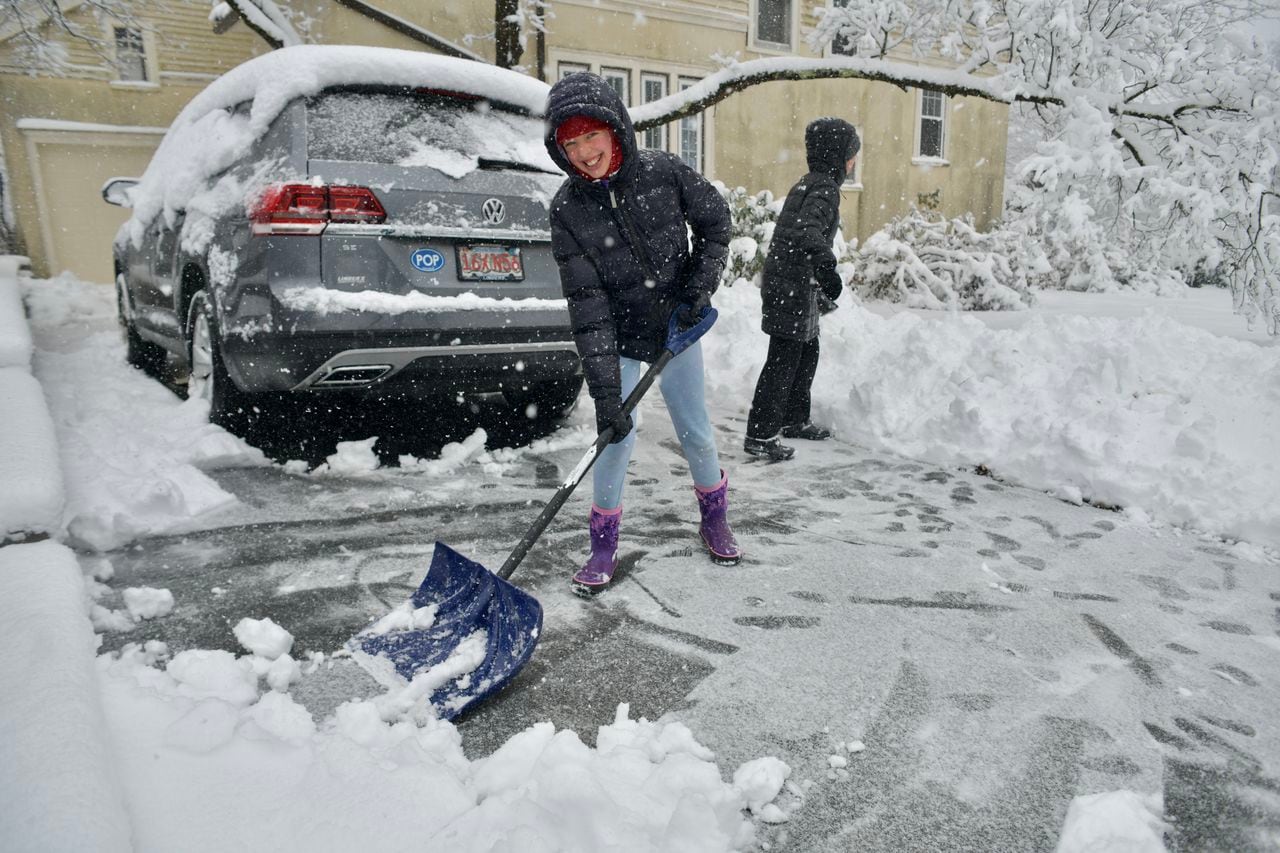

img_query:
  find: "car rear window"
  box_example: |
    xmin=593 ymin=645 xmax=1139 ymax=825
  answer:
xmin=306 ymin=90 xmax=552 ymax=176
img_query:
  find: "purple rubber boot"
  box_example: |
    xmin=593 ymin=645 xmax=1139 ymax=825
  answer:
xmin=695 ymin=470 xmax=742 ymax=565
xmin=571 ymin=505 xmax=621 ymax=593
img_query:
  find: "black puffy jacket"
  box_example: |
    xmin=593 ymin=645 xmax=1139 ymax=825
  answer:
xmin=761 ymin=117 xmax=859 ymax=341
xmin=544 ymin=72 xmax=731 ymax=405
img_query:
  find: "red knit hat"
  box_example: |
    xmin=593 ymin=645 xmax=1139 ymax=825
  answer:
xmin=555 ymin=115 xmax=624 ymax=179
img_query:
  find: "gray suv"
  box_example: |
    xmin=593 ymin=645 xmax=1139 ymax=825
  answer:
xmin=105 ymin=77 xmax=580 ymax=429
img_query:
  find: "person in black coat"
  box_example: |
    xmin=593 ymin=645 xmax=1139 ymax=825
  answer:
xmin=744 ymin=117 xmax=860 ymax=461
xmin=543 ymin=71 xmax=742 ymax=591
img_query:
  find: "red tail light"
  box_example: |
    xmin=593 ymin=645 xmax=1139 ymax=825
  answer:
xmin=250 ymin=183 xmax=386 ymax=235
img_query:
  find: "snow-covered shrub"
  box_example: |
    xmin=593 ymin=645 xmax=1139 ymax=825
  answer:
xmin=848 ymin=208 xmax=1046 ymax=310
xmin=715 ymin=183 xmax=779 ymax=287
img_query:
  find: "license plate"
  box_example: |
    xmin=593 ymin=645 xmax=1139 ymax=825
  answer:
xmin=456 ymin=244 xmax=524 ymax=281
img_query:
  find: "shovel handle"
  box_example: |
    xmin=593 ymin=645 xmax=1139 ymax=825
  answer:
xmin=495 ymin=304 xmax=716 ymax=580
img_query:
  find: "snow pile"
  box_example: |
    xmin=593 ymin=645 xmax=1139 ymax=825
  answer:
xmin=96 ymin=640 xmax=774 ymax=851
xmin=0 ymin=257 xmax=64 ymax=540
xmin=707 ymin=284 xmax=1280 ymax=548
xmin=0 ymin=255 xmax=32 ymax=367
xmin=0 ymin=369 xmax=64 ymax=540
xmin=0 ymin=541 xmax=133 ymax=852
xmin=21 ymin=274 xmax=268 ymax=550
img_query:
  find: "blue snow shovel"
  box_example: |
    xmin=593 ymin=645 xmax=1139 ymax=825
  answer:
xmin=351 ymin=305 xmax=719 ymax=720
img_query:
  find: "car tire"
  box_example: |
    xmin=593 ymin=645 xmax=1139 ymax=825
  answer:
xmin=186 ymin=290 xmax=259 ymax=429
xmin=116 ymin=272 xmax=167 ymax=375
xmin=504 ymin=376 xmax=583 ymax=420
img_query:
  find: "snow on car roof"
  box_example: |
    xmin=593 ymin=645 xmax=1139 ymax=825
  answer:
xmin=124 ymin=45 xmax=553 ymax=248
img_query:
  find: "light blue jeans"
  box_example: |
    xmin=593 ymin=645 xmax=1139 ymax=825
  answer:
xmin=593 ymin=340 xmax=722 ymax=509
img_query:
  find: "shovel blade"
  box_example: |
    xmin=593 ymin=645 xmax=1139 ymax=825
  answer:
xmin=353 ymin=542 xmax=542 ymax=720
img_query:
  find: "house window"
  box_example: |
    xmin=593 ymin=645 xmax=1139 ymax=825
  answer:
xmin=601 ymin=67 xmax=630 ymax=105
xmin=558 ymin=61 xmax=589 ymax=80
xmin=918 ymin=89 xmax=946 ymax=159
xmin=830 ymin=0 xmax=857 ymax=56
xmin=843 ymin=125 xmax=864 ymax=188
xmin=113 ymin=26 xmax=148 ymax=82
xmin=678 ymin=77 xmax=702 ymax=172
xmin=641 ymin=73 xmax=667 ymax=150
xmin=755 ymin=0 xmax=791 ymax=48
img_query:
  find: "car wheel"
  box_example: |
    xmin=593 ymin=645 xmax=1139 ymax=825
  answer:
xmin=187 ymin=290 xmax=258 ymax=429
xmin=504 ymin=376 xmax=583 ymax=420
xmin=116 ymin=272 xmax=166 ymax=375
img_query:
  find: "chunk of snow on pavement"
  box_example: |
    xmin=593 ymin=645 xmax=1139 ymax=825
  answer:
xmin=732 ymin=755 xmax=792 ymax=815
xmin=313 ymin=437 xmax=381 ymax=476
xmin=1055 ymin=790 xmax=1168 ymax=853
xmin=233 ymin=617 xmax=294 ymax=660
xmin=122 ymin=587 xmax=175 ymax=621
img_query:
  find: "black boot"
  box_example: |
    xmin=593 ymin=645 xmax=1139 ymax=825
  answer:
xmin=743 ymin=434 xmax=795 ymax=461
xmin=781 ymin=421 xmax=831 ymax=440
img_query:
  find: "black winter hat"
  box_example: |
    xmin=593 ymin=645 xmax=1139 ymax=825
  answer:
xmin=805 ymin=117 xmax=859 ymax=179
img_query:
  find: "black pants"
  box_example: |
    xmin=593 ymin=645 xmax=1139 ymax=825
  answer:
xmin=746 ymin=335 xmax=820 ymax=440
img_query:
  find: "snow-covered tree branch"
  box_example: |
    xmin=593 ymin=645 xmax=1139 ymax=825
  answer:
xmin=216 ymin=0 xmax=302 ymax=48
xmin=633 ymin=0 xmax=1280 ymax=333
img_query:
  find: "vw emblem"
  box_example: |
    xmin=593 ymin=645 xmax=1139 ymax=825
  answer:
xmin=481 ymin=198 xmax=506 ymax=225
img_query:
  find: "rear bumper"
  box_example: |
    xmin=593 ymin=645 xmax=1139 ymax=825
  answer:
xmin=220 ymin=332 xmax=581 ymax=395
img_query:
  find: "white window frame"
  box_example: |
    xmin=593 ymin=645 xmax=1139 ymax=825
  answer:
xmin=842 ymin=124 xmax=864 ymax=190
xmin=826 ymin=0 xmax=858 ymax=57
xmin=750 ymin=0 xmax=795 ymax=53
xmin=600 ymin=66 xmax=631 ymax=106
xmin=677 ymin=76 xmax=704 ymax=172
xmin=640 ymin=73 xmax=668 ymax=151
xmin=558 ymin=61 xmax=589 ymax=80
xmin=914 ymin=88 xmax=949 ymax=163
xmin=107 ymin=23 xmax=158 ymax=88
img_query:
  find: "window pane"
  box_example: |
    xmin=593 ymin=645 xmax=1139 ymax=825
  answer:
xmin=920 ymin=117 xmax=942 ymax=158
xmin=602 ymin=68 xmax=629 ymax=105
xmin=114 ymin=26 xmax=147 ymax=81
xmin=679 ymin=78 xmax=701 ymax=171
xmin=558 ymin=62 xmax=588 ymax=80
xmin=757 ymin=0 xmax=790 ymax=46
xmin=642 ymin=75 xmax=667 ymax=150
xmin=921 ymin=89 xmax=943 ymax=119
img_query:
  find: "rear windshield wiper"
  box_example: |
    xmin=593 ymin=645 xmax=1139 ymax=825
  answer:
xmin=478 ymin=158 xmax=558 ymax=175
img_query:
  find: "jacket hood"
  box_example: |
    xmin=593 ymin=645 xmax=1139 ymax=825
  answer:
xmin=805 ymin=117 xmax=860 ymax=181
xmin=544 ymin=72 xmax=639 ymax=187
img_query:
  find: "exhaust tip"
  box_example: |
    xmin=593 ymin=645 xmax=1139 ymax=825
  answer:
xmin=312 ymin=365 xmax=393 ymax=387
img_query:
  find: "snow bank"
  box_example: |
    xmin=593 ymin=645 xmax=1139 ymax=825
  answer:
xmin=0 ymin=369 xmax=64 ymax=540
xmin=21 ymin=275 xmax=267 ymax=551
xmin=97 ymin=642 xmax=766 ymax=852
xmin=0 ymin=256 xmax=32 ymax=367
xmin=707 ymin=284 xmax=1280 ymax=549
xmin=0 ymin=257 xmax=64 ymax=540
xmin=0 ymin=541 xmax=133 ymax=852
